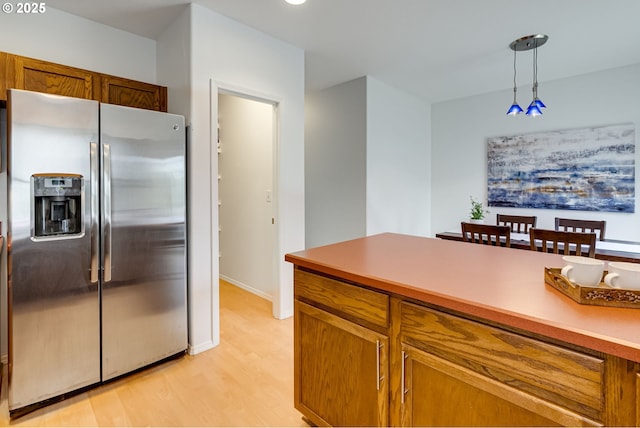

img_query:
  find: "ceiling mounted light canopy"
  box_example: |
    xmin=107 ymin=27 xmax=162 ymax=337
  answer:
xmin=285 ymin=0 xmax=307 ymax=4
xmin=506 ymin=34 xmax=548 ymax=117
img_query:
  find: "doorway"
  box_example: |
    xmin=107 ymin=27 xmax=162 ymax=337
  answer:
xmin=217 ymin=91 xmax=277 ymax=303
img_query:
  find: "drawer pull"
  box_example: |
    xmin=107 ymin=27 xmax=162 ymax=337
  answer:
xmin=376 ymin=340 xmax=384 ymax=390
xmin=401 ymin=351 xmax=409 ymax=404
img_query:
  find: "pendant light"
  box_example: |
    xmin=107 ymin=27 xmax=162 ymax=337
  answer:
xmin=527 ymin=40 xmax=546 ymax=116
xmin=506 ymin=47 xmax=523 ymax=115
xmin=507 ymin=34 xmax=548 ymax=117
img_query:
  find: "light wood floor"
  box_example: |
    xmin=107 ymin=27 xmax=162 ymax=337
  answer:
xmin=7 ymin=280 xmax=306 ymax=427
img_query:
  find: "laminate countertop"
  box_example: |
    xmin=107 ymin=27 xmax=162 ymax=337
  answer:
xmin=285 ymin=233 xmax=640 ymax=363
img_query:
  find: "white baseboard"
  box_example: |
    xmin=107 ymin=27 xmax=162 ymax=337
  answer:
xmin=188 ymin=340 xmax=216 ymax=356
xmin=219 ymin=275 xmax=272 ymax=302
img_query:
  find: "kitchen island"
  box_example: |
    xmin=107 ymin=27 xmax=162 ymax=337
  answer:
xmin=285 ymin=233 xmax=640 ymax=427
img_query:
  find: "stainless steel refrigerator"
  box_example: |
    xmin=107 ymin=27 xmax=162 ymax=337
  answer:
xmin=6 ymin=89 xmax=187 ymax=413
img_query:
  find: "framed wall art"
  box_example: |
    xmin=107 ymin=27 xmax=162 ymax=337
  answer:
xmin=487 ymin=124 xmax=635 ymax=213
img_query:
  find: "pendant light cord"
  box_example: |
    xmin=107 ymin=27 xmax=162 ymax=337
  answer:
xmin=533 ymin=40 xmax=538 ymax=95
xmin=512 ymin=48 xmax=517 ymax=100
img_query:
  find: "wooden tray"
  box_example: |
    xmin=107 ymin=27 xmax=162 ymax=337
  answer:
xmin=544 ymin=267 xmax=640 ymax=309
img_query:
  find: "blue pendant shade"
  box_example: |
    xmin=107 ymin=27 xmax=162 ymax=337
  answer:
xmin=507 ymin=103 xmax=524 ymax=115
xmin=526 ymin=103 xmax=543 ymax=116
xmin=530 ymin=79 xmax=546 ymax=110
xmin=532 ymin=97 xmax=546 ymax=109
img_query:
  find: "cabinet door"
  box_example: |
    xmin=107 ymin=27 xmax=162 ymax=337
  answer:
xmin=14 ymin=55 xmax=98 ymax=100
xmin=636 ymin=372 xmax=640 ymax=426
xmin=101 ymin=75 xmax=167 ymax=112
xmin=1 ymin=51 xmax=11 ymax=100
xmin=400 ymin=301 xmax=605 ymax=426
xmin=295 ymin=301 xmax=388 ymax=427
xmin=399 ymin=343 xmax=599 ymax=427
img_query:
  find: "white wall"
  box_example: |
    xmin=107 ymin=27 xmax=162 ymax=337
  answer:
xmin=156 ymin=5 xmax=191 ymax=118
xmin=158 ymin=3 xmax=305 ymax=353
xmin=305 ymin=77 xmax=367 ymax=248
xmin=432 ymin=63 xmax=640 ymax=241
xmin=218 ymin=93 xmax=274 ymax=300
xmin=0 ymin=7 xmax=156 ymax=83
xmin=305 ymin=76 xmax=431 ymax=248
xmin=367 ymin=77 xmax=431 ymax=237
xmin=189 ymin=4 xmax=305 ymax=332
xmin=155 ymin=7 xmax=213 ymax=353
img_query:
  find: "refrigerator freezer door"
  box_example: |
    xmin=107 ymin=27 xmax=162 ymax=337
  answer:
xmin=8 ymin=90 xmax=101 ymax=410
xmin=100 ymin=103 xmax=187 ymax=380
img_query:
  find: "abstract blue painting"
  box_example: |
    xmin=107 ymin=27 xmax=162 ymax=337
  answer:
xmin=487 ymin=124 xmax=635 ymax=213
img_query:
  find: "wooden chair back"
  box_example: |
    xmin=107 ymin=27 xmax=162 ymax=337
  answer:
xmin=461 ymin=222 xmax=511 ymax=247
xmin=555 ymin=217 xmax=606 ymax=241
xmin=529 ymin=228 xmax=596 ymax=257
xmin=496 ymin=214 xmax=537 ymax=233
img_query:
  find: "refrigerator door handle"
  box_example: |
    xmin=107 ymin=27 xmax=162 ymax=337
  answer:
xmin=103 ymin=143 xmax=112 ymax=282
xmin=90 ymin=142 xmax=99 ymax=283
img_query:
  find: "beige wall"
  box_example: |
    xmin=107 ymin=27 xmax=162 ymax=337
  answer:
xmin=218 ymin=93 xmax=275 ymax=300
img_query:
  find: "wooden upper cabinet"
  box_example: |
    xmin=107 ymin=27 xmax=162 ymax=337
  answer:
xmin=101 ymin=75 xmax=167 ymax=112
xmin=0 ymin=52 xmax=11 ymax=102
xmin=14 ymin=55 xmax=99 ymax=101
xmin=0 ymin=52 xmax=167 ymax=112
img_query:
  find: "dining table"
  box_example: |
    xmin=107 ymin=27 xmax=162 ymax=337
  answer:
xmin=435 ymin=230 xmax=640 ymax=262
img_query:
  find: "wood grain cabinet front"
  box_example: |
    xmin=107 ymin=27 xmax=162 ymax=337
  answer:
xmin=294 ymin=268 xmax=390 ymax=427
xmin=397 ymin=302 xmax=604 ymax=426
xmin=13 ymin=55 xmax=99 ymax=100
xmin=295 ymin=301 xmax=389 ymax=427
xmin=398 ymin=302 xmax=640 ymax=427
xmin=0 ymin=52 xmax=167 ymax=111
xmin=399 ymin=344 xmax=568 ymax=426
xmin=294 ymin=268 xmax=389 ymax=329
xmin=292 ymin=267 xmax=638 ymax=427
xmin=101 ymin=75 xmax=167 ymax=112
xmin=637 ymin=372 xmax=640 ymax=427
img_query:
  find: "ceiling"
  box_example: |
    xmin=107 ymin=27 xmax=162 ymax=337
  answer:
xmin=44 ymin=0 xmax=640 ymax=103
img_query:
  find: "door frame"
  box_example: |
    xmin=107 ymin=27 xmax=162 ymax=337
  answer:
xmin=210 ymin=79 xmax=282 ymax=318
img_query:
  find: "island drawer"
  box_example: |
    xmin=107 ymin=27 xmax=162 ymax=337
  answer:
xmin=400 ymin=301 xmax=605 ymax=423
xmin=294 ymin=268 xmax=389 ymax=328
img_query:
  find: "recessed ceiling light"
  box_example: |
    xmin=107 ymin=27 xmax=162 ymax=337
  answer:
xmin=285 ymin=0 xmax=307 ymax=5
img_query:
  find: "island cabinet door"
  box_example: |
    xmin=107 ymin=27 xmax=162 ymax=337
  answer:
xmin=398 ymin=344 xmax=592 ymax=427
xmin=637 ymin=372 xmax=640 ymax=426
xmin=294 ymin=301 xmax=389 ymax=427
xmin=398 ymin=302 xmax=605 ymax=427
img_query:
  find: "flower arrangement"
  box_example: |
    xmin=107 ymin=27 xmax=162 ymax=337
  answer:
xmin=470 ymin=196 xmax=489 ymax=220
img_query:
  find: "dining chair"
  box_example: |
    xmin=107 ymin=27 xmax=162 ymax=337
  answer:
xmin=496 ymin=214 xmax=537 ymax=233
xmin=554 ymin=217 xmax=606 ymax=241
xmin=529 ymin=228 xmax=596 ymax=257
xmin=461 ymin=222 xmax=511 ymax=247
